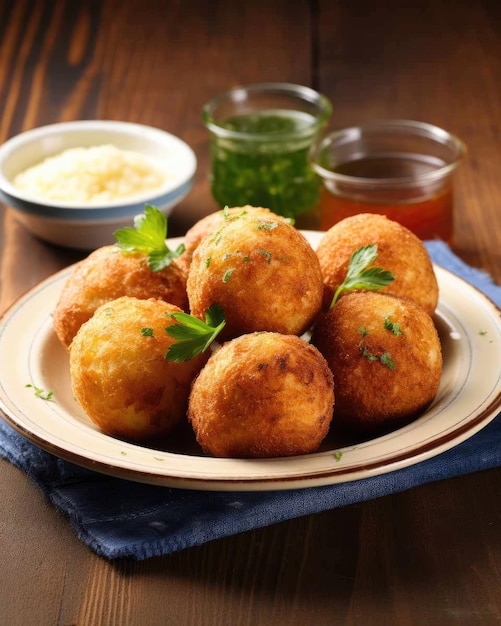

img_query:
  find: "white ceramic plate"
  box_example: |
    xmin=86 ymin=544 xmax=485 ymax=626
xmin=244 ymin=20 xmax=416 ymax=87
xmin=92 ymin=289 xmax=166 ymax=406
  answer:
xmin=0 ymin=233 xmax=500 ymax=491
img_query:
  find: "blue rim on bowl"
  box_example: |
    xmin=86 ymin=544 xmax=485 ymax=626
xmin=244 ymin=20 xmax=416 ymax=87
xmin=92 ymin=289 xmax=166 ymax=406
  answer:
xmin=0 ymin=178 xmax=195 ymax=221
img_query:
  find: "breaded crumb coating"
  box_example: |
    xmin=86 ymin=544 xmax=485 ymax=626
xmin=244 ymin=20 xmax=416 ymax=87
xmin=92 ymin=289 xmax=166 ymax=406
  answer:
xmin=312 ymin=291 xmax=442 ymax=434
xmin=70 ymin=296 xmax=206 ymax=441
xmin=188 ymin=332 xmax=334 ymax=458
xmin=187 ymin=213 xmax=323 ymax=340
xmin=53 ymin=245 xmax=188 ymax=349
xmin=178 ymin=205 xmax=289 ymax=272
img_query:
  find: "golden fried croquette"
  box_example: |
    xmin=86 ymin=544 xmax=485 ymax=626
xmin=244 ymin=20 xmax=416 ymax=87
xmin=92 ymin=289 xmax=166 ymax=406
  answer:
xmin=188 ymin=332 xmax=334 ymax=458
xmin=187 ymin=213 xmax=323 ymax=340
xmin=184 ymin=206 xmax=288 ymax=256
xmin=311 ymin=291 xmax=442 ymax=435
xmin=316 ymin=213 xmax=439 ymax=315
xmin=177 ymin=206 xmax=289 ymax=274
xmin=69 ymin=296 xmax=207 ymax=441
xmin=53 ymin=245 xmax=188 ymax=349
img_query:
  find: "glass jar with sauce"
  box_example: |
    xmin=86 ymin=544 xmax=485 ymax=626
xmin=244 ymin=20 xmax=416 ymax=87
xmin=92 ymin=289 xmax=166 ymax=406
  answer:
xmin=202 ymin=83 xmax=332 ymax=224
xmin=309 ymin=120 xmax=466 ymax=241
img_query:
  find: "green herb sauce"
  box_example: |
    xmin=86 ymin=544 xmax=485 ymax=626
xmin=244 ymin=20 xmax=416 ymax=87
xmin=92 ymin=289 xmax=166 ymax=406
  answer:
xmin=209 ymin=109 xmax=321 ymax=219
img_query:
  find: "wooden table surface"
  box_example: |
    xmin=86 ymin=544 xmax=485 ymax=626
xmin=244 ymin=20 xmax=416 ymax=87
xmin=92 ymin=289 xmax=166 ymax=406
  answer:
xmin=1 ymin=1 xmax=500 ymax=624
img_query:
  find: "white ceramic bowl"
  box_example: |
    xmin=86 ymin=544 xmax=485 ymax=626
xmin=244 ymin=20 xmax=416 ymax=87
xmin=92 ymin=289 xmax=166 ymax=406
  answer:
xmin=0 ymin=120 xmax=197 ymax=249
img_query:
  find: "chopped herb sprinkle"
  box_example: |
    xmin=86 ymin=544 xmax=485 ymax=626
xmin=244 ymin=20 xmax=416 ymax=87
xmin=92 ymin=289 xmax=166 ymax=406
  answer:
xmin=141 ymin=327 xmax=154 ymax=337
xmin=25 ymin=384 xmax=54 ymax=401
xmin=211 ymin=228 xmax=224 ymax=245
xmin=380 ymin=352 xmax=396 ymax=370
xmin=257 ymin=249 xmax=272 ymax=263
xmin=256 ymin=219 xmax=280 ymax=231
xmin=222 ymin=268 xmax=234 ymax=283
xmin=223 ymin=206 xmax=247 ymax=221
xmin=362 ymin=347 xmax=379 ymax=362
xmin=384 ymin=316 xmax=403 ymax=335
xmin=361 ymin=347 xmax=396 ymax=370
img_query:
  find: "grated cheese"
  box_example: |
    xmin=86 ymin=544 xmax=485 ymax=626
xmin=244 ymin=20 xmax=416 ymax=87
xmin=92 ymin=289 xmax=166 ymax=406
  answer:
xmin=13 ymin=144 xmax=170 ymax=203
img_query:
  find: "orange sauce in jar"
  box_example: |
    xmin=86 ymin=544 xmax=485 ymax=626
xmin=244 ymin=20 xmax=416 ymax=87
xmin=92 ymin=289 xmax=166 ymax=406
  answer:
xmin=316 ymin=156 xmax=454 ymax=242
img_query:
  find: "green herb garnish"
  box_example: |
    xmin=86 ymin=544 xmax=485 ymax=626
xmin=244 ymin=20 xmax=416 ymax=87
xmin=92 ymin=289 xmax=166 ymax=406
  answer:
xmin=384 ymin=316 xmax=403 ymax=335
xmin=256 ymin=220 xmax=280 ymax=231
xmin=380 ymin=352 xmax=396 ymax=370
xmin=165 ymin=303 xmax=226 ymax=362
xmin=361 ymin=347 xmax=396 ymax=370
xmin=141 ymin=327 xmax=154 ymax=337
xmin=334 ymin=450 xmax=343 ymax=462
xmin=223 ymin=206 xmax=248 ymax=221
xmin=25 ymin=384 xmax=54 ymax=401
xmin=114 ymin=204 xmax=185 ymax=271
xmin=222 ymin=268 xmax=234 ymax=283
xmin=362 ymin=347 xmax=379 ymax=362
xmin=330 ymin=244 xmax=395 ymax=308
xmin=257 ymin=249 xmax=272 ymax=264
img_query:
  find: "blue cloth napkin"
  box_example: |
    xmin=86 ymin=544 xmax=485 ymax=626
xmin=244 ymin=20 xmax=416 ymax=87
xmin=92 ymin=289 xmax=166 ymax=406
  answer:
xmin=0 ymin=241 xmax=500 ymax=560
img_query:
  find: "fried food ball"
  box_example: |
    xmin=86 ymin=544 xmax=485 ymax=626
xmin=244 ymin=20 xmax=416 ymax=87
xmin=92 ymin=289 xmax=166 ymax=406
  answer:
xmin=187 ymin=213 xmax=323 ymax=340
xmin=188 ymin=332 xmax=334 ymax=458
xmin=177 ymin=206 xmax=289 ymax=274
xmin=70 ymin=296 xmax=207 ymax=441
xmin=316 ymin=213 xmax=439 ymax=315
xmin=311 ymin=291 xmax=442 ymax=435
xmin=53 ymin=245 xmax=188 ymax=349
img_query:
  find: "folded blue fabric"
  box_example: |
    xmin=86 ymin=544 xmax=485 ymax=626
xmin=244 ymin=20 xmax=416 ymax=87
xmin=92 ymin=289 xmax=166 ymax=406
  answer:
xmin=0 ymin=241 xmax=500 ymax=560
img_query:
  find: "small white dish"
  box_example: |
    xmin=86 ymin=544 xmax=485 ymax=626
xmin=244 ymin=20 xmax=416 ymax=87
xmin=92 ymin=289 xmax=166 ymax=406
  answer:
xmin=0 ymin=120 xmax=197 ymax=249
xmin=0 ymin=232 xmax=499 ymax=491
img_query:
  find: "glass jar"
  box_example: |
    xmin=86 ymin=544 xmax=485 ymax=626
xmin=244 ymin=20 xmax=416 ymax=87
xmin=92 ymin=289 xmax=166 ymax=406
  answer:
xmin=310 ymin=119 xmax=465 ymax=241
xmin=202 ymin=82 xmax=332 ymax=224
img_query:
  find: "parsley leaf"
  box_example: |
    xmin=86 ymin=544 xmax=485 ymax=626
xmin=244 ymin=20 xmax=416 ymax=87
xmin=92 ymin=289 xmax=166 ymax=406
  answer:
xmin=384 ymin=316 xmax=403 ymax=335
xmin=114 ymin=204 xmax=185 ymax=271
xmin=25 ymin=384 xmax=54 ymax=401
xmin=223 ymin=206 xmax=248 ymax=221
xmin=380 ymin=352 xmax=397 ymax=370
xmin=257 ymin=249 xmax=272 ymax=263
xmin=222 ymin=268 xmax=234 ymax=283
xmin=361 ymin=347 xmax=397 ymax=370
xmin=330 ymin=244 xmax=395 ymax=308
xmin=165 ymin=303 xmax=226 ymax=362
xmin=256 ymin=219 xmax=280 ymax=231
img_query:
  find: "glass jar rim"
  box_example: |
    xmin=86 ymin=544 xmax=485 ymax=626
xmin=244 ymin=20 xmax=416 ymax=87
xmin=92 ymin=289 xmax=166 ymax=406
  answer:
xmin=202 ymin=82 xmax=332 ymax=142
xmin=310 ymin=119 xmax=466 ymax=188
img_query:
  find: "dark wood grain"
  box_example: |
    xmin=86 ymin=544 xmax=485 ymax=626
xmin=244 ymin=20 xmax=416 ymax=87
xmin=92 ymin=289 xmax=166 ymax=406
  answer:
xmin=0 ymin=1 xmax=500 ymax=625
xmin=315 ymin=0 xmax=501 ymax=280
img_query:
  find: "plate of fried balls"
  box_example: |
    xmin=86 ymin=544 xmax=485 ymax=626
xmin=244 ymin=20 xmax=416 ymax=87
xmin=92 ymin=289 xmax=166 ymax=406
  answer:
xmin=0 ymin=207 xmax=500 ymax=491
